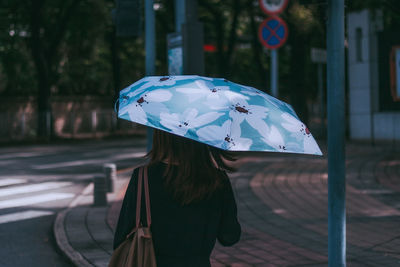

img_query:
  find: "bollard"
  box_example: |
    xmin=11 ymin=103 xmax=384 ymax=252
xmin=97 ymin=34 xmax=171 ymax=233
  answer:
xmin=104 ymin=163 xmax=117 ymax=193
xmin=93 ymin=176 xmax=107 ymax=206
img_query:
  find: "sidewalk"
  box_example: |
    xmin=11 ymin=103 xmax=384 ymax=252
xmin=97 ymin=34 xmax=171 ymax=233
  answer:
xmin=54 ymin=142 xmax=400 ymax=267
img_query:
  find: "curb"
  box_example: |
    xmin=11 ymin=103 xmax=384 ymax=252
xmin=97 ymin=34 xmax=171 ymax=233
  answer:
xmin=54 ymin=183 xmax=94 ymax=267
xmin=54 ymin=167 xmax=134 ymax=267
xmin=54 ymin=209 xmax=93 ymax=267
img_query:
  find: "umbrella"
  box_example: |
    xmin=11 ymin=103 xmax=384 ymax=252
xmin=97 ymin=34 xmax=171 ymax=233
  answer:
xmin=117 ymin=75 xmax=322 ymax=155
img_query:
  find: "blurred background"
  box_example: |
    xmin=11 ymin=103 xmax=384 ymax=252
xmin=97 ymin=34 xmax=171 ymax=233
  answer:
xmin=1 ymin=1 xmax=400 ymax=266
xmin=0 ymin=0 xmax=399 ymax=143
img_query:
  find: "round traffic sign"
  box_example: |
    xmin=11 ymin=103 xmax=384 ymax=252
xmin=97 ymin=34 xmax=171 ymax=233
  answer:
xmin=259 ymin=0 xmax=289 ymax=16
xmin=258 ymin=17 xmax=288 ymax=49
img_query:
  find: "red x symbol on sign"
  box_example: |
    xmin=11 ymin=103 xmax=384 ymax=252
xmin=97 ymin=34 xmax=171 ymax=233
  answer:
xmin=258 ymin=17 xmax=288 ymax=49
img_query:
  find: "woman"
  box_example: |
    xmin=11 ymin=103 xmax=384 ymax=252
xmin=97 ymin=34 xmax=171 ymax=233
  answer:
xmin=113 ymin=129 xmax=241 ymax=267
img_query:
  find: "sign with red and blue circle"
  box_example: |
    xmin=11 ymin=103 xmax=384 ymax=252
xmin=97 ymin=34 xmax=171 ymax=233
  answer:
xmin=258 ymin=17 xmax=288 ymax=50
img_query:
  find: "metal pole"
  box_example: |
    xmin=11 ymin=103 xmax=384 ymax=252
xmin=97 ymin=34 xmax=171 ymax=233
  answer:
xmin=175 ymin=0 xmax=185 ymax=32
xmin=145 ymin=0 xmax=155 ymax=76
xmin=146 ymin=0 xmax=155 ymax=152
xmin=104 ymin=163 xmax=117 ymax=193
xmin=327 ymin=0 xmax=346 ymax=266
xmin=93 ymin=176 xmax=107 ymax=206
xmin=271 ymin=49 xmax=278 ymax=97
xmin=318 ymin=63 xmax=324 ymax=128
xmin=182 ymin=0 xmax=204 ymax=75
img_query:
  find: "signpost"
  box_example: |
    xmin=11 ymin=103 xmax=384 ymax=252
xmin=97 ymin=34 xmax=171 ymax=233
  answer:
xmin=167 ymin=33 xmax=183 ymax=75
xmin=311 ymin=47 xmax=327 ymax=63
xmin=259 ymin=0 xmax=289 ymax=16
xmin=390 ymin=46 xmax=400 ymax=101
xmin=258 ymin=2 xmax=288 ymax=98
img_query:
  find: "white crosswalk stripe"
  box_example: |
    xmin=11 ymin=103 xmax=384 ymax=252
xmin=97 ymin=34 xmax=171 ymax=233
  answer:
xmin=0 ymin=193 xmax=75 ymax=209
xmin=32 ymin=152 xmax=145 ymax=170
xmin=0 ymin=179 xmax=78 ymax=224
xmin=0 ymin=210 xmax=54 ymax=224
xmin=0 ymin=178 xmax=27 ymax=187
xmin=0 ymin=182 xmax=73 ymax=197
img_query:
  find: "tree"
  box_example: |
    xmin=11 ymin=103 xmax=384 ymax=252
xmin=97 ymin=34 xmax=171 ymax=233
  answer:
xmin=0 ymin=1 xmax=37 ymax=96
xmin=284 ymin=0 xmax=326 ymax=125
xmin=1 ymin=0 xmax=123 ymax=136
xmin=28 ymin=0 xmax=81 ymax=137
xmin=199 ymin=0 xmax=244 ymax=77
xmin=3 ymin=0 xmax=397 ymax=140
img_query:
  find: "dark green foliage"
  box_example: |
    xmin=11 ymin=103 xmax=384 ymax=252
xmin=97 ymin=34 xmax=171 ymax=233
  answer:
xmin=0 ymin=1 xmax=36 ymax=95
xmin=0 ymin=0 xmax=397 ymax=124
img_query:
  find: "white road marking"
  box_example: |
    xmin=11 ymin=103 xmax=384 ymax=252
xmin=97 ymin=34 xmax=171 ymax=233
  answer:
xmin=0 ymin=210 xmax=54 ymax=224
xmin=0 ymin=152 xmax=46 ymax=159
xmin=114 ymin=152 xmax=146 ymax=159
xmin=32 ymin=160 xmax=102 ymax=170
xmin=0 ymin=174 xmax=99 ymax=180
xmin=0 ymin=178 xmax=27 ymax=187
xmin=32 ymin=152 xmax=146 ymax=170
xmin=0 ymin=182 xmax=73 ymax=198
xmin=69 ymin=183 xmax=93 ymax=208
xmin=0 ymin=193 xmax=75 ymax=209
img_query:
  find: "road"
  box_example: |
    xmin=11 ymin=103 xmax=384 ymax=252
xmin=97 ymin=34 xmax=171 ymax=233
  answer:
xmin=0 ymin=137 xmax=146 ymax=267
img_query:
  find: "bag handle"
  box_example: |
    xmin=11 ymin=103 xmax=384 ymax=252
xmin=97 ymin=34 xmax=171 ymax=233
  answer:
xmin=135 ymin=166 xmax=152 ymax=229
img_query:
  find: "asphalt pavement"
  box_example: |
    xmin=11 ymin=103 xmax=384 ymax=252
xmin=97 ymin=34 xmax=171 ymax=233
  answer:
xmin=53 ymin=139 xmax=400 ymax=267
xmin=0 ymin=137 xmax=147 ymax=267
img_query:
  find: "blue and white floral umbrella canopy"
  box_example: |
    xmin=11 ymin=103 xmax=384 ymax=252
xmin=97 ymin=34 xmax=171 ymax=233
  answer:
xmin=117 ymin=75 xmax=322 ymax=155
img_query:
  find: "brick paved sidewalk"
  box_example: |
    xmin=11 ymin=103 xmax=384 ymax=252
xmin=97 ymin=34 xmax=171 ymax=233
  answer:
xmin=55 ymin=143 xmax=400 ymax=266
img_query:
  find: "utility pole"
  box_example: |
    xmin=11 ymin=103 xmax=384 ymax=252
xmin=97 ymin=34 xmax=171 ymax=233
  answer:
xmin=170 ymin=0 xmax=204 ymax=75
xmin=182 ymin=0 xmax=204 ymax=75
xmin=175 ymin=0 xmax=185 ymax=32
xmin=145 ymin=0 xmax=155 ymax=77
xmin=327 ymin=0 xmax=346 ymax=266
xmin=145 ymin=0 xmax=155 ymax=152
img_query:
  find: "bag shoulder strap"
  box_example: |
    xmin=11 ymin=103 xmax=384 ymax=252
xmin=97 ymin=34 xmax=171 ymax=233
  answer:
xmin=143 ymin=166 xmax=152 ymax=227
xmin=135 ymin=167 xmax=143 ymax=229
xmin=135 ymin=166 xmax=152 ymax=229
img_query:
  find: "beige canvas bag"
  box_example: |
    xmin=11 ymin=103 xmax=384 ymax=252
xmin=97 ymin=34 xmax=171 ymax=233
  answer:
xmin=109 ymin=166 xmax=157 ymax=267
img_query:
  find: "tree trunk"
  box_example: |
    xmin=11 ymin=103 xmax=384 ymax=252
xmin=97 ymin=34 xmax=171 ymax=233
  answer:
xmin=225 ymin=0 xmax=241 ymax=75
xmin=111 ymin=27 xmax=121 ymax=130
xmin=29 ymin=0 xmax=52 ymax=138
xmin=213 ymin=9 xmax=225 ymax=76
xmin=28 ymin=0 xmax=80 ymax=138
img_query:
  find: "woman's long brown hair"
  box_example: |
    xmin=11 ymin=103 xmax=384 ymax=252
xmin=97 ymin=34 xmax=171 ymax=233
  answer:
xmin=147 ymin=129 xmax=236 ymax=205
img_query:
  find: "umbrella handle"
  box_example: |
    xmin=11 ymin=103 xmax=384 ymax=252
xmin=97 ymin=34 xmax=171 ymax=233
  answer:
xmin=114 ymin=98 xmax=119 ymax=114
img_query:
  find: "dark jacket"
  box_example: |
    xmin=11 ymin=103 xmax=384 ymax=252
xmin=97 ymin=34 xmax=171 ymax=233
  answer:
xmin=113 ymin=162 xmax=241 ymax=267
